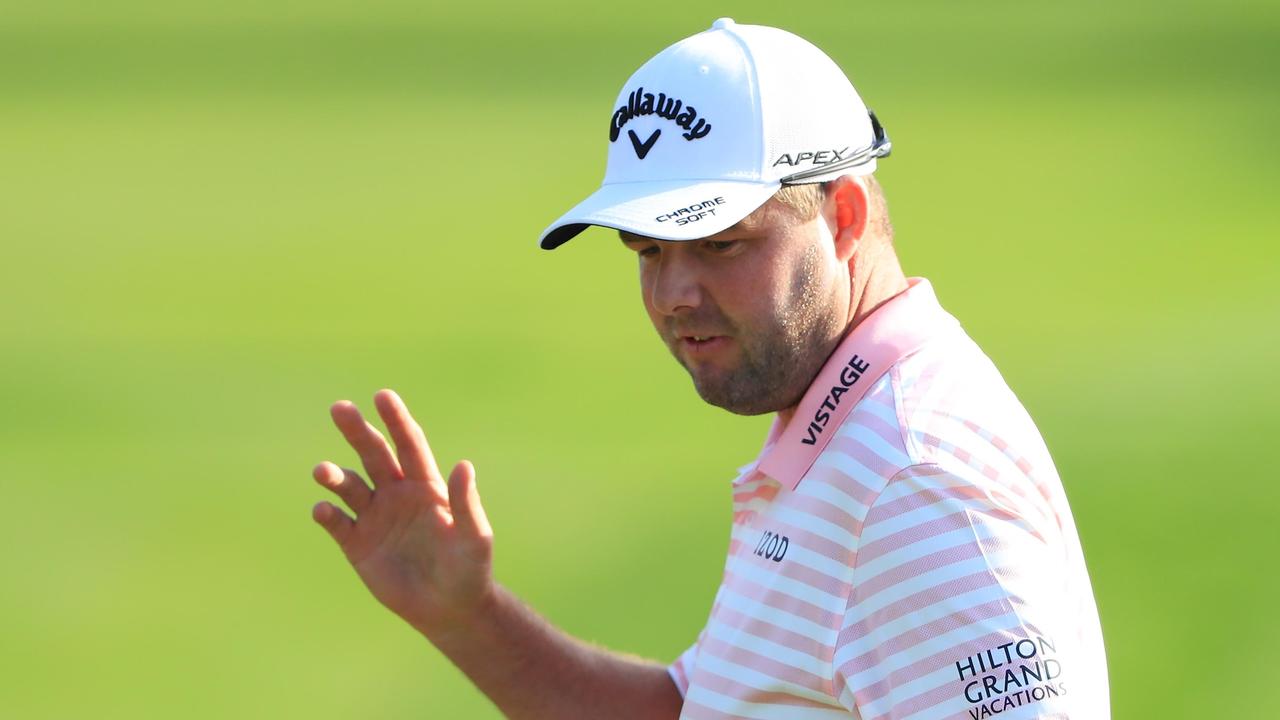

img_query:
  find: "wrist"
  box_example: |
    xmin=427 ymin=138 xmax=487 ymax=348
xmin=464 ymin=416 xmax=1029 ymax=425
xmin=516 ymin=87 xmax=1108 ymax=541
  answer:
xmin=416 ymin=580 xmax=503 ymax=653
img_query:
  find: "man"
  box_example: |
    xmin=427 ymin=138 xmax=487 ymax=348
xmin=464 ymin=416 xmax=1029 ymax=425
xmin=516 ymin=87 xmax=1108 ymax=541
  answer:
xmin=310 ymin=18 xmax=1110 ymax=719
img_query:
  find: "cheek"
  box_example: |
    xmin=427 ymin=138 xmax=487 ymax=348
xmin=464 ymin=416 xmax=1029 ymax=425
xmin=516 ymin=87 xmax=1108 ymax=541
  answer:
xmin=637 ymin=267 xmax=664 ymax=325
xmin=784 ymin=242 xmax=833 ymax=302
xmin=747 ymin=261 xmax=798 ymax=311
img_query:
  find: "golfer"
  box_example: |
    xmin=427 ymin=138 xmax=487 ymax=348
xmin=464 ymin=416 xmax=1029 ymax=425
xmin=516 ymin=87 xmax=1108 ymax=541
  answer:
xmin=310 ymin=19 xmax=1109 ymax=719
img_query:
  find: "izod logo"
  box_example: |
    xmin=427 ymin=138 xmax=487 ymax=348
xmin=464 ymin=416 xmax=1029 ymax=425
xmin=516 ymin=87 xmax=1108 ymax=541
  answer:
xmin=754 ymin=530 xmax=789 ymax=562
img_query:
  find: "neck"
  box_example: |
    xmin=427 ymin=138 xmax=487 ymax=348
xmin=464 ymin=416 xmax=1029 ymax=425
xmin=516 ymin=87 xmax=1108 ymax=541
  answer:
xmin=776 ymin=245 xmax=908 ymax=429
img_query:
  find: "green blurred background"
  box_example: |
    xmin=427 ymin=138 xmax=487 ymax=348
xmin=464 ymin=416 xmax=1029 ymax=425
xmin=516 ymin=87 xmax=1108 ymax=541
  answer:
xmin=2 ymin=1 xmax=1277 ymax=717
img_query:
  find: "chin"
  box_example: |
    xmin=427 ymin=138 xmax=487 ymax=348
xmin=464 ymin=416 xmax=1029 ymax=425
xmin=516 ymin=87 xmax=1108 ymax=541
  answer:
xmin=690 ymin=378 xmax=787 ymax=416
xmin=674 ymin=343 xmax=808 ymax=416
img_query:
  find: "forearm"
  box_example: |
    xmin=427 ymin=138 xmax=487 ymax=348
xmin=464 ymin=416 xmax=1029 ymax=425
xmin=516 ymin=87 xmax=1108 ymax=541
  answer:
xmin=424 ymin=583 xmax=683 ymax=720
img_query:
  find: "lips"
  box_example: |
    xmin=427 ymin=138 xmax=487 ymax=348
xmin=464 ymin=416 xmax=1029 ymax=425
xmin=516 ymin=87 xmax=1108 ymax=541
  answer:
xmin=671 ymin=326 xmax=725 ymax=342
xmin=672 ymin=330 xmax=724 ymax=345
xmin=677 ymin=334 xmax=730 ymax=358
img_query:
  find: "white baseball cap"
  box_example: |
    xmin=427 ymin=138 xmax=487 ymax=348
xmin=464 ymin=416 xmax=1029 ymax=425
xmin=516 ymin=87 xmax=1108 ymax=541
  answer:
xmin=538 ymin=17 xmax=890 ymax=250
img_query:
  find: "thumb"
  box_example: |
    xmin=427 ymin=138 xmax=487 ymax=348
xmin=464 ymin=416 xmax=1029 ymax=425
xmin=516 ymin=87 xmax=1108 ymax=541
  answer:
xmin=447 ymin=460 xmax=492 ymax=540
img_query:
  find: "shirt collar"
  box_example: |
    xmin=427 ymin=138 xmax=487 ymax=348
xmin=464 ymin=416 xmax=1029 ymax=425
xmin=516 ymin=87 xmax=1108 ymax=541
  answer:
xmin=736 ymin=277 xmax=959 ymax=490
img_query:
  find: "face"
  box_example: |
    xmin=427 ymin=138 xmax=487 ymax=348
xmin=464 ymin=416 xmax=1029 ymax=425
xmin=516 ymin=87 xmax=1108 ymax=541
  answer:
xmin=621 ymin=197 xmax=851 ymax=415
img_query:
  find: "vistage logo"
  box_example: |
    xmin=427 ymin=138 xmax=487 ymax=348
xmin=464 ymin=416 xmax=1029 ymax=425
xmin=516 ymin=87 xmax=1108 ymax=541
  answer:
xmin=800 ymin=354 xmax=870 ymax=446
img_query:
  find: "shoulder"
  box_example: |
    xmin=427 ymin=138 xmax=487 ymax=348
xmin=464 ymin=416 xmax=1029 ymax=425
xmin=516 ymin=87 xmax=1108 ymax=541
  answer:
xmin=889 ymin=330 xmax=1065 ymax=514
xmin=791 ymin=317 xmax=1070 ymax=526
xmin=803 ymin=327 xmax=1069 ymax=533
xmin=832 ymin=455 xmax=1108 ymax=718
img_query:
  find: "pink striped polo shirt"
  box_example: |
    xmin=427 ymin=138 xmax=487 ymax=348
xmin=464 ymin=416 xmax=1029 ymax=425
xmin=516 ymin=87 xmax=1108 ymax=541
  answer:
xmin=668 ymin=278 xmax=1109 ymax=720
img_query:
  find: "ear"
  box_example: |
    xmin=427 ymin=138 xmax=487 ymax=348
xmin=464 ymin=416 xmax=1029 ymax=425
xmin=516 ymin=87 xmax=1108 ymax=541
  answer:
xmin=822 ymin=175 xmax=869 ymax=263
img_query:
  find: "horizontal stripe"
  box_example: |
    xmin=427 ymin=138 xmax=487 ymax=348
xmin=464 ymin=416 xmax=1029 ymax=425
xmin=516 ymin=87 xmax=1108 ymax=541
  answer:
xmin=811 ymin=451 xmax=896 ymax=506
xmin=704 ymin=619 xmax=833 ymax=677
xmin=796 ymin=478 xmax=876 ymax=524
xmin=716 ymin=585 xmax=838 ymax=643
xmin=768 ymin=503 xmax=859 ymax=549
xmin=683 ymin=691 xmax=852 ymax=720
xmin=841 ymin=617 xmax=1030 ymax=696
xmin=675 ymin=286 xmax=1108 ymax=720
xmin=692 ymin=668 xmax=845 ymax=711
xmin=705 ymin=602 xmax=834 ymax=661
xmin=853 ymin=626 xmax=1032 ymax=716
xmin=845 ymin=569 xmax=1006 ymax=637
xmin=858 ymin=510 xmax=1020 ymax=567
xmin=695 ymin=637 xmax=834 ymax=700
xmin=781 ymin=492 xmax=865 ymax=537
xmin=854 ymin=537 xmax=991 ymax=603
xmin=741 ymin=550 xmax=852 ymax=599
xmin=834 ymin=582 xmax=1021 ymax=667
xmin=721 ymin=562 xmax=848 ymax=616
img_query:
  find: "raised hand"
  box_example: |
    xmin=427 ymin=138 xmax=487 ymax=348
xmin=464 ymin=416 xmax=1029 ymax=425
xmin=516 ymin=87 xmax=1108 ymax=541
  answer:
xmin=311 ymin=389 xmax=494 ymax=640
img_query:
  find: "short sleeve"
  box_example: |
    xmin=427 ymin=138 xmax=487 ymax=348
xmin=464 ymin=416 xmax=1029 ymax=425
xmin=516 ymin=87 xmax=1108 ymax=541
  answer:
xmin=667 ymin=636 xmax=701 ymax=698
xmin=832 ymin=463 xmax=1105 ymax=719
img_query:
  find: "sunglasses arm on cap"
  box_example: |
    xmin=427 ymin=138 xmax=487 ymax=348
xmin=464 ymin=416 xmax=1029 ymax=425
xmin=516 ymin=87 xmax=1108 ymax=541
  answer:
xmin=780 ymin=110 xmax=892 ymax=185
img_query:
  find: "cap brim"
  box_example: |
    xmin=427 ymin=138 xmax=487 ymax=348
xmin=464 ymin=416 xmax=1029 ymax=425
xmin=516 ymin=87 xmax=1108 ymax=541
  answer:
xmin=538 ymin=179 xmax=781 ymax=250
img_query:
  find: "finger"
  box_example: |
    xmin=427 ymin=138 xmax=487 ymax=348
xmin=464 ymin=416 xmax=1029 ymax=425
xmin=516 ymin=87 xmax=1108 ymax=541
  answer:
xmin=313 ymin=462 xmax=373 ymax=515
xmin=447 ymin=460 xmax=492 ymax=540
xmin=330 ymin=400 xmax=402 ymax=487
xmin=374 ymin=389 xmax=444 ymax=490
xmin=312 ymin=501 xmax=355 ymax=546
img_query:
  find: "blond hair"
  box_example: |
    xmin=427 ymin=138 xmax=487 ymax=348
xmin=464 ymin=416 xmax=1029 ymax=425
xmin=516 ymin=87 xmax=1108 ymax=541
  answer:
xmin=774 ymin=175 xmax=894 ymax=241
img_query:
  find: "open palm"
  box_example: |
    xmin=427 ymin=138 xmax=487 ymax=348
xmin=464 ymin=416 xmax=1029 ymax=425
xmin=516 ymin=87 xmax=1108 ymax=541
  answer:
xmin=311 ymin=389 xmax=494 ymax=638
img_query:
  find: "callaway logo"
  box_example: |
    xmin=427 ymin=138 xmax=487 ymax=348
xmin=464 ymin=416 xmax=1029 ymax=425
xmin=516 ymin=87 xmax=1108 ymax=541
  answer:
xmin=772 ymin=147 xmax=853 ymax=168
xmin=628 ymin=129 xmax=660 ymax=159
xmin=610 ymin=86 xmax=713 ymax=159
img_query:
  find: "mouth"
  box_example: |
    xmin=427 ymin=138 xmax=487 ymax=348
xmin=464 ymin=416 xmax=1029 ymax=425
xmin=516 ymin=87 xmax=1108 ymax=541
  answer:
xmin=676 ymin=334 xmax=730 ymax=357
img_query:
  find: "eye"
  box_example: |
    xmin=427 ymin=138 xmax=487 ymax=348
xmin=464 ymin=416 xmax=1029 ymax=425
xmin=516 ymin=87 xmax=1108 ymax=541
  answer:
xmin=636 ymin=245 xmax=660 ymax=258
xmin=703 ymin=239 xmax=738 ymax=253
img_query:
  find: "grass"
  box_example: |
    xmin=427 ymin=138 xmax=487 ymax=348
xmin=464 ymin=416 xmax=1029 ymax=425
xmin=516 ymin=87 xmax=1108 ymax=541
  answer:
xmin=0 ymin=2 xmax=1276 ymax=717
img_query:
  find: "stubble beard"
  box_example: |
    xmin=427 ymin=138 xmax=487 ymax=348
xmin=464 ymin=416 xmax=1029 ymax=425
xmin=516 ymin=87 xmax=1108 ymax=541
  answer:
xmin=670 ymin=243 xmax=844 ymax=416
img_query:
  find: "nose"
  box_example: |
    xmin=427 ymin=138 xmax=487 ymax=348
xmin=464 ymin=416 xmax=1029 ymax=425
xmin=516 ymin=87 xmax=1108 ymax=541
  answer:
xmin=649 ymin=245 xmax=703 ymax=316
